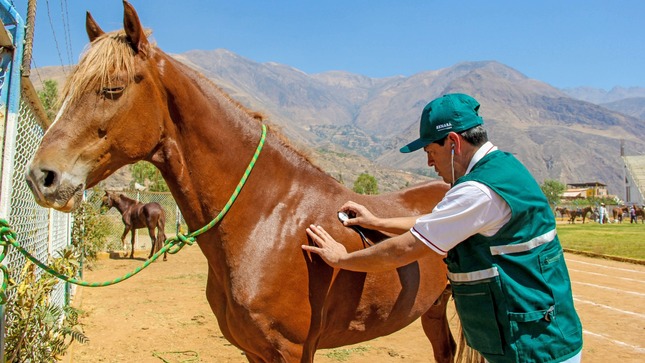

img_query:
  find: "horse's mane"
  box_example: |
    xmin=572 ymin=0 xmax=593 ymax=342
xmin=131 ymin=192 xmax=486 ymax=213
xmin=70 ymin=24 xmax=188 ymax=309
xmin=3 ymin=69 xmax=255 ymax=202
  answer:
xmin=63 ymin=28 xmax=324 ymax=174
xmin=107 ymin=191 xmax=136 ymax=205
xmin=61 ymin=30 xmax=149 ymax=105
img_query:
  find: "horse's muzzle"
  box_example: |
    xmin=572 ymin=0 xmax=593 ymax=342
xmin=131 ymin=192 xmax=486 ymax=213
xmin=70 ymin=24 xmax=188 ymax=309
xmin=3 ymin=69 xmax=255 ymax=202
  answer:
xmin=25 ymin=164 xmax=85 ymax=212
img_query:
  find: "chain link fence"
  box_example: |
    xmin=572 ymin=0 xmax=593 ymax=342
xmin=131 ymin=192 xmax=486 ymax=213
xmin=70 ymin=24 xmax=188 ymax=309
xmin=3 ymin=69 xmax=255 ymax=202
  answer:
xmin=3 ymin=97 xmax=73 ymax=310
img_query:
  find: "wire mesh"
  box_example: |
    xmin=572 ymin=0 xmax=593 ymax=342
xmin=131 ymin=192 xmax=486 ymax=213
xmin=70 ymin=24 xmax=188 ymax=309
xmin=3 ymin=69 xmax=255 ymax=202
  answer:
xmin=4 ymin=97 xmax=72 ymax=305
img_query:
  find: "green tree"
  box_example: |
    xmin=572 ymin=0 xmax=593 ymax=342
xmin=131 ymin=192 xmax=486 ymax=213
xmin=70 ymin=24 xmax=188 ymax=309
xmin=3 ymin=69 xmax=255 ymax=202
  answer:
xmin=131 ymin=161 xmax=169 ymax=192
xmin=540 ymin=179 xmax=566 ymax=207
xmin=353 ymin=173 xmax=379 ymax=195
xmin=37 ymin=79 xmax=59 ymax=121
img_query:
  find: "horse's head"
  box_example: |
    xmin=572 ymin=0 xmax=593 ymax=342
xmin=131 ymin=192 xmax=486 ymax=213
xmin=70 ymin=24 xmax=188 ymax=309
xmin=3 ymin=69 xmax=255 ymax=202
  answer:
xmin=25 ymin=1 xmax=166 ymax=212
xmin=100 ymin=191 xmax=115 ymax=214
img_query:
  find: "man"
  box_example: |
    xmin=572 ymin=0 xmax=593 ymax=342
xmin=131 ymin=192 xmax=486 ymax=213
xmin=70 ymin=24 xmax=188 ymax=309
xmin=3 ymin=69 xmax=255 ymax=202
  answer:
xmin=302 ymin=94 xmax=583 ymax=362
xmin=599 ymin=203 xmax=607 ymax=224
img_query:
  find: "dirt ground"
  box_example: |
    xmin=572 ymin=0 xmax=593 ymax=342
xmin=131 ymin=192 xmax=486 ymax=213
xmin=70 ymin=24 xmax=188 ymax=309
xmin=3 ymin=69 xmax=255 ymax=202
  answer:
xmin=64 ymin=245 xmax=645 ymax=363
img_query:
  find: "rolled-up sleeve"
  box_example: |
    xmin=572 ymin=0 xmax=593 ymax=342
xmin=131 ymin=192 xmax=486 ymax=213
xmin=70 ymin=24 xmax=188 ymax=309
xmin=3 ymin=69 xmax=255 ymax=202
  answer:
xmin=411 ymin=181 xmax=511 ymax=255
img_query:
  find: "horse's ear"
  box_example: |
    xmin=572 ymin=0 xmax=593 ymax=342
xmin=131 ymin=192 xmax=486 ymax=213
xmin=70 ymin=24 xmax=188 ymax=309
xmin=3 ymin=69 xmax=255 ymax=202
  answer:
xmin=86 ymin=11 xmax=105 ymax=42
xmin=122 ymin=1 xmax=149 ymax=56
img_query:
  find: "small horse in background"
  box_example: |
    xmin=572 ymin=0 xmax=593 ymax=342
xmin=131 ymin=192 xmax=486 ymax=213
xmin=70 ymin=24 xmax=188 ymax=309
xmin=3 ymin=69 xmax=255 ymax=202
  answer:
xmin=555 ymin=206 xmax=569 ymax=221
xmin=101 ymin=191 xmax=167 ymax=261
xmin=612 ymin=206 xmax=628 ymax=223
xmin=569 ymin=206 xmax=593 ymax=224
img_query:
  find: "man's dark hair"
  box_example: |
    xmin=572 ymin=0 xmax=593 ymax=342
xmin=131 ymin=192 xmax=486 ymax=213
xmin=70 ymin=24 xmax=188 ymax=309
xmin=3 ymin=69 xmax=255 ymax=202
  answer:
xmin=434 ymin=125 xmax=488 ymax=147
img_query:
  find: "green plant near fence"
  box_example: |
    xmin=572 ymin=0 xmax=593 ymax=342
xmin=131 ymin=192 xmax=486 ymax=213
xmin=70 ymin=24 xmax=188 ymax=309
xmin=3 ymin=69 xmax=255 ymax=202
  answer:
xmin=3 ymin=247 xmax=87 ymax=363
xmin=72 ymin=187 xmax=113 ymax=267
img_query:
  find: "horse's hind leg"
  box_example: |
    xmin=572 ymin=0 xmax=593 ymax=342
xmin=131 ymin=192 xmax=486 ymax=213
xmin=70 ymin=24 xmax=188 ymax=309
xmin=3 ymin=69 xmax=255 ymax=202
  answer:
xmin=129 ymin=229 xmax=136 ymax=259
xmin=421 ymin=285 xmax=456 ymax=363
xmin=147 ymin=227 xmax=157 ymax=259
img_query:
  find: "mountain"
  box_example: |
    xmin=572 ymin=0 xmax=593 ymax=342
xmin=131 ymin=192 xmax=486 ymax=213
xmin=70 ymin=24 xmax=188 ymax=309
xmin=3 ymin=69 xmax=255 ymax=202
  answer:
xmin=562 ymin=86 xmax=645 ymax=105
xmin=32 ymin=51 xmax=645 ymax=197
xmin=561 ymin=87 xmax=645 ymax=131
xmin=600 ymin=98 xmax=645 ymax=120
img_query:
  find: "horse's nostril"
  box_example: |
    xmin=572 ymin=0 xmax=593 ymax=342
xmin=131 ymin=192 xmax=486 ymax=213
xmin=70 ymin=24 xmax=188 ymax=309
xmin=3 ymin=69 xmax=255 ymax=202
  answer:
xmin=43 ymin=170 xmax=57 ymax=188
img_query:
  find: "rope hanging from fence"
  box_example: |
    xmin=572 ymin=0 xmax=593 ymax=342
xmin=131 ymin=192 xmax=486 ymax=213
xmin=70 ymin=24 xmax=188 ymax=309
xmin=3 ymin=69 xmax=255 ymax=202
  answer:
xmin=0 ymin=124 xmax=267 ymax=304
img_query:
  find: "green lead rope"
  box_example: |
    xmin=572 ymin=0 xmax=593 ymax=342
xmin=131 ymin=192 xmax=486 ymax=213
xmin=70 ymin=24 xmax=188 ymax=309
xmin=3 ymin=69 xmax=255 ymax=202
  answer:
xmin=0 ymin=124 xmax=267 ymax=304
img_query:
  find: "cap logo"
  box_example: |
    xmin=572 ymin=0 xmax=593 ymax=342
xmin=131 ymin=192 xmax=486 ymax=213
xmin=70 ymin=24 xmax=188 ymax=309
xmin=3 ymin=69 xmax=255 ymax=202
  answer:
xmin=435 ymin=122 xmax=452 ymax=131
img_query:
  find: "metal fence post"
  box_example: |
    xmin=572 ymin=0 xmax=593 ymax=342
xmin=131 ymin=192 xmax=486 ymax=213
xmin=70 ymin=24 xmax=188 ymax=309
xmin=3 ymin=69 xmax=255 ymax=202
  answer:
xmin=0 ymin=2 xmax=25 ymax=360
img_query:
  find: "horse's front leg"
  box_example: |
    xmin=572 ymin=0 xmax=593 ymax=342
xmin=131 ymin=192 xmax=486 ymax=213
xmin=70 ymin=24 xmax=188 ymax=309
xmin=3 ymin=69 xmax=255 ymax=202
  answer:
xmin=121 ymin=226 xmax=132 ymax=258
xmin=129 ymin=228 xmax=136 ymax=259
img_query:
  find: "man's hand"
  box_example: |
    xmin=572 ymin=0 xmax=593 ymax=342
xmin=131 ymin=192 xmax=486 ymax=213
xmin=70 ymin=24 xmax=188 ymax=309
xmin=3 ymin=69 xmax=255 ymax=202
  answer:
xmin=302 ymin=224 xmax=347 ymax=268
xmin=340 ymin=201 xmax=379 ymax=229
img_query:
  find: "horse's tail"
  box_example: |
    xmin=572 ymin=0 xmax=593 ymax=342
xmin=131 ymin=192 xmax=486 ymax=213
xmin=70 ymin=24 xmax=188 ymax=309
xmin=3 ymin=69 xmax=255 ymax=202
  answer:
xmin=454 ymin=327 xmax=484 ymax=363
xmin=449 ymin=286 xmax=484 ymax=363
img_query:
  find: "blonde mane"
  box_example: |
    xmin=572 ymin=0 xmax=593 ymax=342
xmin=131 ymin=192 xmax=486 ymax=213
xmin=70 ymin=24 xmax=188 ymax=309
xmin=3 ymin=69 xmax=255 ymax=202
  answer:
xmin=59 ymin=27 xmax=320 ymax=171
xmin=61 ymin=30 xmax=148 ymax=104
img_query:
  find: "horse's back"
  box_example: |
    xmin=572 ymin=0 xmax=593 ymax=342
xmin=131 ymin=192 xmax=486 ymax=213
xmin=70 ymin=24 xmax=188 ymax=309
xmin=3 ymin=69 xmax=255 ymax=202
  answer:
xmin=345 ymin=180 xmax=450 ymax=217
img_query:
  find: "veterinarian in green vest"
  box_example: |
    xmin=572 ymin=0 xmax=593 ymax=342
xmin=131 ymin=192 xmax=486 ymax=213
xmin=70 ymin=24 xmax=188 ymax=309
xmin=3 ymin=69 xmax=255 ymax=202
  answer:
xmin=303 ymin=93 xmax=583 ymax=362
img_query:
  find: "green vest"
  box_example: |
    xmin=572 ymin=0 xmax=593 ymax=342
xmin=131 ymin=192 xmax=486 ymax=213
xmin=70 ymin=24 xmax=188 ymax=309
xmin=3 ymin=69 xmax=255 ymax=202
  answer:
xmin=445 ymin=150 xmax=583 ymax=363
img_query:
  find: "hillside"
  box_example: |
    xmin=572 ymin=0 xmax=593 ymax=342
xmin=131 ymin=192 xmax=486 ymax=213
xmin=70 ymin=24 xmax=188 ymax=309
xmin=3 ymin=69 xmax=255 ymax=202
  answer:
xmin=31 ymin=51 xmax=645 ymax=196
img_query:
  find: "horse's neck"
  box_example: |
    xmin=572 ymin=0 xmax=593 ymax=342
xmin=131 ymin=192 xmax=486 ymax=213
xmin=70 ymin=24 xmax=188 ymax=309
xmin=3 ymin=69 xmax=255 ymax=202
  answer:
xmin=150 ymin=54 xmax=321 ymax=229
xmin=113 ymin=196 xmax=136 ymax=215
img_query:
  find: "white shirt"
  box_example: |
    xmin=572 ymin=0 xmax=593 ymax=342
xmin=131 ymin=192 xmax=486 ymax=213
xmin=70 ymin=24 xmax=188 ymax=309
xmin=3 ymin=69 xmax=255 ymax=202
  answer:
xmin=410 ymin=142 xmax=512 ymax=255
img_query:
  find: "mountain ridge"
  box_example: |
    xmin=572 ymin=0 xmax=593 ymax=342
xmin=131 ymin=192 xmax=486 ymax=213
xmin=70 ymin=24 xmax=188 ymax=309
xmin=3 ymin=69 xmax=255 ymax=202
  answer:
xmin=31 ymin=50 xmax=645 ymax=198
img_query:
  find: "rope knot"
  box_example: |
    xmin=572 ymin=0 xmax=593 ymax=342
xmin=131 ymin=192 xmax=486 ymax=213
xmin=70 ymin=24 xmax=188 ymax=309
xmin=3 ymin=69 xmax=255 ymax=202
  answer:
xmin=165 ymin=233 xmax=196 ymax=255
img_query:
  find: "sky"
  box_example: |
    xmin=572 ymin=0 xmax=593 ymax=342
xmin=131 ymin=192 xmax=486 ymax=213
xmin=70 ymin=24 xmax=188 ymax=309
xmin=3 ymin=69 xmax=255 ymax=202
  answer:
xmin=9 ymin=0 xmax=645 ymax=90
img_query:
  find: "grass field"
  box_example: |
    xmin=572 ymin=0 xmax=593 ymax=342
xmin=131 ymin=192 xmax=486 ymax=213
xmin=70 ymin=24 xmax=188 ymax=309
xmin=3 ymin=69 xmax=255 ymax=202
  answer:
xmin=556 ymin=221 xmax=645 ymax=261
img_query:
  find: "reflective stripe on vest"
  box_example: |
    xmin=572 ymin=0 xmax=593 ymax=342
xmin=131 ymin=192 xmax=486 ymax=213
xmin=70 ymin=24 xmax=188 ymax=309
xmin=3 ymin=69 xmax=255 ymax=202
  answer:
xmin=489 ymin=229 xmax=557 ymax=256
xmin=448 ymin=266 xmax=499 ymax=282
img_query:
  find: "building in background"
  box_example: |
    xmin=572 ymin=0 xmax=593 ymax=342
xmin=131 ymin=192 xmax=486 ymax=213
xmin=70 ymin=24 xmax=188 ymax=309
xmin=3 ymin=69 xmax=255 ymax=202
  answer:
xmin=623 ymin=155 xmax=645 ymax=205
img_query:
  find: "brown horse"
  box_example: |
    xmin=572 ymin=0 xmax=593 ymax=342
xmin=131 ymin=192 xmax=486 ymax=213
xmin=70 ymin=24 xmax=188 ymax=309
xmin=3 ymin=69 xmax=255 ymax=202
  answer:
xmin=24 ymin=2 xmax=457 ymax=362
xmin=612 ymin=206 xmax=628 ymax=223
xmin=554 ymin=206 xmax=569 ymax=221
xmin=101 ymin=191 xmax=167 ymax=261
xmin=568 ymin=206 xmax=593 ymax=224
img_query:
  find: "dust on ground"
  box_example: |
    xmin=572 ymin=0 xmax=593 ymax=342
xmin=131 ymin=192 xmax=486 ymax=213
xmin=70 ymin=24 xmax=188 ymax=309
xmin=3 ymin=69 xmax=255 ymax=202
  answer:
xmin=64 ymin=245 xmax=644 ymax=362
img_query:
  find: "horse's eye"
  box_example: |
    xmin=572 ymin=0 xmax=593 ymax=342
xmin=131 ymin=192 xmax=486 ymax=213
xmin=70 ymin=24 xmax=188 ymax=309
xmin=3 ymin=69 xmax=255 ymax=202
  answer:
xmin=101 ymin=86 xmax=125 ymax=99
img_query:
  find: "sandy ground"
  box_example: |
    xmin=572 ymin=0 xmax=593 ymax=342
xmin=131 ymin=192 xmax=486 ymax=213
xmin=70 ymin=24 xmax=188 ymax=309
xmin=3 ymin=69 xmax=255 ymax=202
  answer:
xmin=64 ymin=245 xmax=645 ymax=363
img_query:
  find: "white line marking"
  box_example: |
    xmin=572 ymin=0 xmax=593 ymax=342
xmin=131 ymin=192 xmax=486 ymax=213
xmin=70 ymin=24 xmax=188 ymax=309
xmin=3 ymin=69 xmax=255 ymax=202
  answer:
xmin=572 ymin=281 xmax=645 ymax=297
xmin=566 ymin=258 xmax=645 ymax=275
xmin=568 ymin=268 xmax=645 ymax=284
xmin=573 ymin=297 xmax=645 ymax=319
xmin=583 ymin=329 xmax=645 ymax=353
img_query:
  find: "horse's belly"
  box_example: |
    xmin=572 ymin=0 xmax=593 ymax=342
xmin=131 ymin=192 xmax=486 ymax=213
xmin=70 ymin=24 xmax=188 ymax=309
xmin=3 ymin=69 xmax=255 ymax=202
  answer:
xmin=317 ymin=255 xmax=447 ymax=348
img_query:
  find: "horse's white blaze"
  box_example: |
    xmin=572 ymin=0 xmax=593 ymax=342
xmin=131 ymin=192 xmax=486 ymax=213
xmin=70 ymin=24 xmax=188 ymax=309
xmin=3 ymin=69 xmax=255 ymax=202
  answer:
xmin=44 ymin=96 xmax=70 ymax=137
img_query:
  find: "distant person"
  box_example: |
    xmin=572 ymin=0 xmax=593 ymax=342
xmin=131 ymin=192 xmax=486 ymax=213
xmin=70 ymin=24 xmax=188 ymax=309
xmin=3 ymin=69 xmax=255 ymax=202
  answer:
xmin=630 ymin=205 xmax=637 ymax=224
xmin=599 ymin=203 xmax=607 ymax=224
xmin=303 ymin=93 xmax=583 ymax=362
